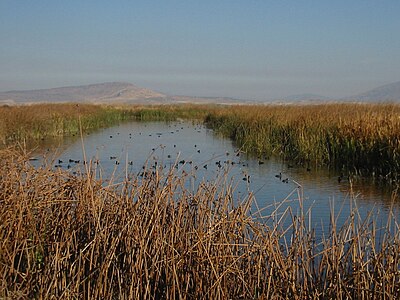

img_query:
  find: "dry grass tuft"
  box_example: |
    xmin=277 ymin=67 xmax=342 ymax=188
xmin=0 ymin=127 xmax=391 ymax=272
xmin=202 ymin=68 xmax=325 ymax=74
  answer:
xmin=0 ymin=103 xmax=133 ymax=145
xmin=205 ymin=103 xmax=400 ymax=181
xmin=1 ymin=147 xmax=399 ymax=299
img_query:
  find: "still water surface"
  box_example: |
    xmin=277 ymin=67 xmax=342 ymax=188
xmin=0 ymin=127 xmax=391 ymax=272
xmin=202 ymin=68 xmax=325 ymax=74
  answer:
xmin=46 ymin=120 xmax=399 ymax=237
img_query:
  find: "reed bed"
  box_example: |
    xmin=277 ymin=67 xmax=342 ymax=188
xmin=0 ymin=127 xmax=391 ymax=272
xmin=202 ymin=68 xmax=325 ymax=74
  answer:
xmin=0 ymin=103 xmax=212 ymax=147
xmin=1 ymin=147 xmax=399 ymax=299
xmin=128 ymin=103 xmax=213 ymax=121
xmin=0 ymin=103 xmax=134 ymax=145
xmin=2 ymin=102 xmax=400 ymax=179
xmin=203 ymin=103 xmax=400 ymax=181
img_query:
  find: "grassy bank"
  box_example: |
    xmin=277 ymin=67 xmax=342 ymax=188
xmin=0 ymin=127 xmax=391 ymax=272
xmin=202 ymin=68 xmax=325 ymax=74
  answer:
xmin=127 ymin=103 xmax=400 ymax=181
xmin=204 ymin=103 xmax=400 ymax=181
xmin=0 ymin=103 xmax=212 ymax=147
xmin=0 ymin=103 xmax=135 ymax=145
xmin=1 ymin=147 xmax=399 ymax=299
xmin=129 ymin=103 xmax=212 ymax=121
xmin=2 ymin=102 xmax=400 ymax=180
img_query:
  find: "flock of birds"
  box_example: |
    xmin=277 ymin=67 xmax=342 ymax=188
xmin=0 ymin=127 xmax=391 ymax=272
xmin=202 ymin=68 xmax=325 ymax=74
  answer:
xmin=51 ymin=121 xmax=349 ymax=185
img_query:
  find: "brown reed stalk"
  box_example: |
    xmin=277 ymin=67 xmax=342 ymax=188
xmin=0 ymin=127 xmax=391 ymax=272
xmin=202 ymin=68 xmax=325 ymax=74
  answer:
xmin=0 ymin=146 xmax=399 ymax=299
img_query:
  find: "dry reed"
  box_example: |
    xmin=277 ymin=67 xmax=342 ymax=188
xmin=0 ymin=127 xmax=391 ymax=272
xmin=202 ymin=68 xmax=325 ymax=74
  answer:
xmin=204 ymin=103 xmax=400 ymax=181
xmin=0 ymin=103 xmax=133 ymax=145
xmin=4 ymin=102 xmax=400 ymax=180
xmin=1 ymin=146 xmax=399 ymax=299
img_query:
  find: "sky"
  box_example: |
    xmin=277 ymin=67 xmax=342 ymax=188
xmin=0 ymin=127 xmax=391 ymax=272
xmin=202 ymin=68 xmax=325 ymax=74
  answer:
xmin=1 ymin=1 xmax=400 ymax=100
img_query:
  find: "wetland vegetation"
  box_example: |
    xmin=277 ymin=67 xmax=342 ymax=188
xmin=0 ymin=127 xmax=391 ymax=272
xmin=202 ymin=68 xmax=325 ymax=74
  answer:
xmin=1 ymin=102 xmax=400 ymax=298
xmin=134 ymin=103 xmax=400 ymax=182
xmin=0 ymin=103 xmax=135 ymax=144
xmin=1 ymin=146 xmax=399 ymax=299
xmin=3 ymin=102 xmax=400 ymax=183
xmin=205 ymin=103 xmax=400 ymax=181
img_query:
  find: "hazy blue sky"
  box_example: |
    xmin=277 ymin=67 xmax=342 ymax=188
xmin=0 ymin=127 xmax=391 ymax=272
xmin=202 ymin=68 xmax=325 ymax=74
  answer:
xmin=1 ymin=1 xmax=400 ymax=100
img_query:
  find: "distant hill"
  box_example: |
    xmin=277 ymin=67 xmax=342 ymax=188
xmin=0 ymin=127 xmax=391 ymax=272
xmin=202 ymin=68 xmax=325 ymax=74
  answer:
xmin=349 ymin=81 xmax=400 ymax=102
xmin=168 ymin=95 xmax=246 ymax=104
xmin=2 ymin=80 xmax=400 ymax=105
xmin=0 ymin=82 xmax=248 ymax=105
xmin=0 ymin=82 xmax=166 ymax=104
xmin=280 ymin=93 xmax=331 ymax=102
xmin=278 ymin=81 xmax=400 ymax=103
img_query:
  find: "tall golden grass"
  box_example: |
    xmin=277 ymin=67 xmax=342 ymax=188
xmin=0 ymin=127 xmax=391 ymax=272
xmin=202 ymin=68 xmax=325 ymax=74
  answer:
xmin=1 ymin=147 xmax=399 ymax=299
xmin=2 ymin=102 xmax=400 ymax=179
xmin=204 ymin=103 xmax=400 ymax=181
xmin=0 ymin=103 xmax=134 ymax=145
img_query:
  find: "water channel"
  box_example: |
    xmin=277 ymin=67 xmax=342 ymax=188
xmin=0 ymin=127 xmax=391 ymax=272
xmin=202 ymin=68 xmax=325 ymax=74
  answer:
xmin=38 ymin=120 xmax=400 ymax=238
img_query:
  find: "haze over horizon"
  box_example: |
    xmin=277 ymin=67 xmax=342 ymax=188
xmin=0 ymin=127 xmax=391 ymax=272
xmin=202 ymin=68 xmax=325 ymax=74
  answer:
xmin=1 ymin=1 xmax=400 ymax=101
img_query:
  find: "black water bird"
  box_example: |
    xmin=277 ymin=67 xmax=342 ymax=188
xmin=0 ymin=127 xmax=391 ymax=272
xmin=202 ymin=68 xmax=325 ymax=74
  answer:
xmin=242 ymin=175 xmax=250 ymax=183
xmin=275 ymin=172 xmax=282 ymax=180
xmin=197 ymin=149 xmax=201 ymax=153
xmin=203 ymin=164 xmax=208 ymax=169
xmin=258 ymin=160 xmax=264 ymax=165
xmin=110 ymin=156 xmax=117 ymax=160
xmin=282 ymin=178 xmax=289 ymax=183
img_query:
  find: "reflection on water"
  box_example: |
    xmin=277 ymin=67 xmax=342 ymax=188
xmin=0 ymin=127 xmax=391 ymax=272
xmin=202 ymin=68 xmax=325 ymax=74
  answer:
xmin=40 ymin=120 xmax=399 ymax=237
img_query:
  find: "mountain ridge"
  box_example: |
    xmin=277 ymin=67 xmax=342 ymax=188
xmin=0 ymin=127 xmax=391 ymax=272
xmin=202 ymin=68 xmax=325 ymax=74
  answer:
xmin=1 ymin=80 xmax=400 ymax=104
xmin=348 ymin=80 xmax=400 ymax=101
xmin=0 ymin=82 xmax=166 ymax=104
xmin=279 ymin=93 xmax=331 ymax=102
